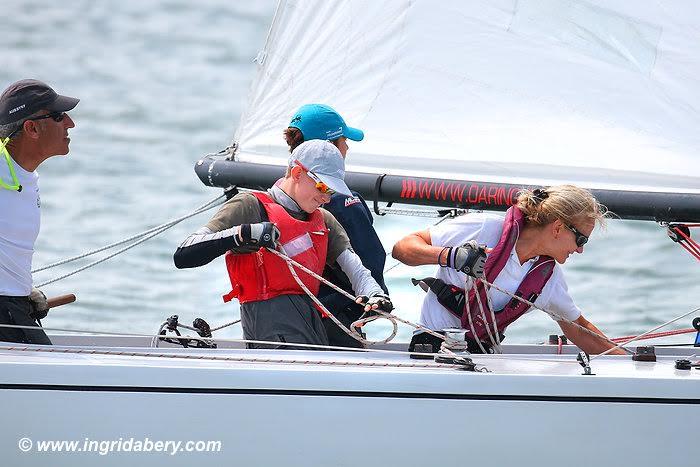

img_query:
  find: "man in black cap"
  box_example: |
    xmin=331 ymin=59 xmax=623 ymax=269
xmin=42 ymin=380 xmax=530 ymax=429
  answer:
xmin=0 ymin=79 xmax=79 ymax=344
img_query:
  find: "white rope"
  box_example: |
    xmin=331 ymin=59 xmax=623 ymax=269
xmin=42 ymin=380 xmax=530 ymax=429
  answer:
xmin=472 ymin=281 xmax=500 ymax=352
xmin=463 ymin=288 xmax=488 ymax=354
xmin=482 ymin=282 xmax=503 ymax=352
xmin=33 ymin=194 xmax=227 ymax=287
xmin=265 ymin=248 xmax=456 ymax=349
xmin=274 ymin=246 xmax=398 ymax=346
xmin=267 ymin=246 xmax=448 ymax=346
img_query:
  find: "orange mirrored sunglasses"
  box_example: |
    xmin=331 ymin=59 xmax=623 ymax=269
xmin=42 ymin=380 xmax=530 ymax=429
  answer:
xmin=293 ymin=160 xmax=336 ymax=195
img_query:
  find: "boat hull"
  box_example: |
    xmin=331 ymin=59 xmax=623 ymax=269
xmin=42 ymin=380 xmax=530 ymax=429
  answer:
xmin=3 ymin=341 xmax=698 ymax=467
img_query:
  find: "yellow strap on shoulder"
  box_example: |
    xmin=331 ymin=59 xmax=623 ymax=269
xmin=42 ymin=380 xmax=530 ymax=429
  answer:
xmin=0 ymin=137 xmax=22 ymax=192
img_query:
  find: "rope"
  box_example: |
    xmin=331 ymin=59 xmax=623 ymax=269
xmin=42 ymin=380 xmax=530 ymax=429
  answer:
xmin=479 ymin=277 xmax=700 ymax=358
xmin=592 ymin=306 xmax=700 ymax=359
xmin=472 ymin=282 xmax=499 ymax=351
xmin=478 ymin=277 xmax=630 ymax=354
xmin=265 ymin=248 xmax=456 ymax=349
xmin=667 ymin=223 xmax=700 ymax=262
xmin=272 ymin=247 xmax=398 ymax=346
xmin=33 ymin=194 xmax=227 ymax=287
xmin=611 ymin=328 xmax=696 ymax=344
xmin=210 ymin=319 xmax=241 ymax=332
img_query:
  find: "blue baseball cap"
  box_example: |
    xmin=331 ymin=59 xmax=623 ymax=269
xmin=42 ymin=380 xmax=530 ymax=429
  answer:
xmin=289 ymin=104 xmax=364 ymax=142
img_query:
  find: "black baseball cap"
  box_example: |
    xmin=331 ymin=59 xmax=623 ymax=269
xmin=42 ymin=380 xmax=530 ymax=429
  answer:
xmin=0 ymin=79 xmax=79 ymax=125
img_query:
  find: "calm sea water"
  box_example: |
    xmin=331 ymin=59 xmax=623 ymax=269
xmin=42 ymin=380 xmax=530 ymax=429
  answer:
xmin=4 ymin=1 xmax=698 ymax=345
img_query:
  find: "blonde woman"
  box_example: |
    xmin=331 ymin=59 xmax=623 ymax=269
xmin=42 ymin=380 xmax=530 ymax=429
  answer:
xmin=392 ymin=185 xmax=624 ymax=355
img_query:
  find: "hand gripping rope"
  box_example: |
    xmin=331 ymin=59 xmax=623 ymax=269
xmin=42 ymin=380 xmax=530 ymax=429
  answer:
xmin=266 ymin=247 xmax=453 ymax=347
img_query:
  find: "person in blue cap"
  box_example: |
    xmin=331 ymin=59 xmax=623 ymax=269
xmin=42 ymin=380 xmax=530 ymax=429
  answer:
xmin=284 ymin=104 xmax=389 ymax=348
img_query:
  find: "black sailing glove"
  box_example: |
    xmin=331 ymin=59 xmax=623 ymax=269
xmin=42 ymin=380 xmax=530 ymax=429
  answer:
xmin=28 ymin=287 xmax=49 ymax=321
xmin=356 ymin=293 xmax=394 ymax=313
xmin=233 ymin=222 xmax=280 ymax=249
xmin=444 ymin=241 xmax=488 ymax=278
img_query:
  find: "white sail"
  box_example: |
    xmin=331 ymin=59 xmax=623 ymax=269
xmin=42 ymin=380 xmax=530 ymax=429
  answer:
xmin=233 ymin=0 xmax=700 ymax=194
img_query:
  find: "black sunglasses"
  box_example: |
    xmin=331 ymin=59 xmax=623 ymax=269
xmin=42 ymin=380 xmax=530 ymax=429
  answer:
xmin=29 ymin=112 xmax=67 ymax=123
xmin=565 ymin=224 xmax=589 ymax=248
xmin=3 ymin=112 xmax=68 ymax=141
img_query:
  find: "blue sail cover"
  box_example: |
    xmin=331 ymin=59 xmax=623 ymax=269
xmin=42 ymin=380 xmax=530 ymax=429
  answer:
xmin=233 ymin=0 xmax=700 ymax=195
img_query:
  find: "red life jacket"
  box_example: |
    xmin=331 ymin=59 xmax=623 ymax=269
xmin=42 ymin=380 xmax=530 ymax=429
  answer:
xmin=459 ymin=206 xmax=555 ymax=340
xmin=223 ymin=192 xmax=329 ymax=304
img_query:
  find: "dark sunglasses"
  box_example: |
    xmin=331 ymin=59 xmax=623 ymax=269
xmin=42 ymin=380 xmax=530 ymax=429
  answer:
xmin=29 ymin=112 xmax=67 ymax=123
xmin=565 ymin=224 xmax=589 ymax=248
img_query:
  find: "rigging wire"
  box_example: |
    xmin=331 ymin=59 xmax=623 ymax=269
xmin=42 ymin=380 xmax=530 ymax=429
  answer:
xmin=592 ymin=306 xmax=700 ymax=359
xmin=32 ymin=194 xmax=227 ymax=287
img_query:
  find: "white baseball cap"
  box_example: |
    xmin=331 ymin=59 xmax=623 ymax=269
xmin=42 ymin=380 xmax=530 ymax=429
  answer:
xmin=288 ymin=140 xmax=352 ymax=196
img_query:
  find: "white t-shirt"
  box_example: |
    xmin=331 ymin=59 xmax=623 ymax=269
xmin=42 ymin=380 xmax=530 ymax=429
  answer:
xmin=418 ymin=212 xmax=581 ymax=332
xmin=0 ymin=154 xmax=40 ymax=296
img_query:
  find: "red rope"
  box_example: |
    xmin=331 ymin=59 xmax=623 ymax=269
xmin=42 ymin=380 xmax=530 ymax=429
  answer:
xmin=611 ymin=327 xmax=696 ymax=344
xmin=679 ymin=241 xmax=700 ymax=261
xmin=672 ymin=226 xmax=700 ymax=261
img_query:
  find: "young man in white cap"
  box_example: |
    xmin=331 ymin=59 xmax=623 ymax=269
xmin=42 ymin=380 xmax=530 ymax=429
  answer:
xmin=174 ymin=140 xmax=392 ymax=349
xmin=285 ymin=104 xmax=388 ymax=348
xmin=0 ymin=79 xmax=79 ymax=345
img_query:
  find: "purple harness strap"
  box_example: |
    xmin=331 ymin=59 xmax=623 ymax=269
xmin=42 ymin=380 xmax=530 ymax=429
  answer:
xmin=460 ymin=207 xmax=555 ymax=341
